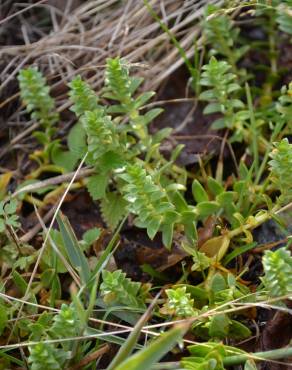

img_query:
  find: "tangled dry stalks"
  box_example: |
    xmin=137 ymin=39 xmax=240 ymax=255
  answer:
xmin=1 ymin=0 xmax=220 ymax=109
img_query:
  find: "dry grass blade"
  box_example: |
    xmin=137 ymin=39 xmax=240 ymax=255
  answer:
xmin=0 ymin=0 xmax=47 ymax=26
xmin=1 ymin=0 xmax=219 ymax=110
xmin=0 ymin=0 xmax=222 ymax=159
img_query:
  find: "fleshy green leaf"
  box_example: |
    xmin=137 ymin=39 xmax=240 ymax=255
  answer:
xmin=192 ymin=180 xmax=209 ymax=203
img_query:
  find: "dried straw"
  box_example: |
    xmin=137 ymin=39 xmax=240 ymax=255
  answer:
xmin=1 ymin=0 xmax=221 ymax=108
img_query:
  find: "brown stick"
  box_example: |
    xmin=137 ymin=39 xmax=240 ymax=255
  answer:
xmin=68 ymin=344 xmax=110 ymax=370
xmin=20 ymin=206 xmax=57 ymax=243
xmin=11 ymin=167 xmax=94 ymax=198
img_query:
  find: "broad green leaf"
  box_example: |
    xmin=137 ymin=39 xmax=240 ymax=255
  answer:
xmin=230 ymin=99 xmax=245 ymax=109
xmin=147 ymin=218 xmax=161 ymax=239
xmin=207 ymin=177 xmax=224 ymax=196
xmin=184 ymin=221 xmax=198 ymax=245
xmin=229 ymin=320 xmax=251 ymax=339
xmin=172 ymin=147 xmax=186 ymax=166
xmin=211 ymin=118 xmax=227 ymax=129
xmin=203 ymin=102 xmax=223 ymax=114
xmin=99 ymin=151 xmax=125 ymax=171
xmin=239 ymin=161 xmax=249 ymax=179
xmin=227 ymin=83 xmax=241 ymax=93
xmin=210 ymin=273 xmax=227 ymax=293
xmin=142 ymin=108 xmax=163 ymax=125
xmin=51 ymin=144 xmax=79 ymax=172
xmin=100 ymin=192 xmax=127 ymax=229
xmin=4 ymin=199 xmax=18 ymax=214
xmin=86 ymin=173 xmax=109 ymax=200
xmin=134 ymin=91 xmax=155 ymax=109
xmin=196 ymin=201 xmax=220 ymax=218
xmin=184 ymin=285 xmax=208 ymax=306
xmin=0 ymin=219 xmax=5 ymax=233
xmin=129 ymin=77 xmax=144 ymax=94
xmin=170 ymin=191 xmax=189 ymax=212
xmin=192 ymin=180 xmax=209 ymax=203
xmin=209 ymin=314 xmax=230 ymax=338
xmin=67 ymin=122 xmax=87 ymax=158
xmin=12 ymin=270 xmax=30 ymax=295
xmin=162 ymin=223 xmax=174 ymax=250
xmin=216 ymin=192 xmax=236 ymax=207
xmin=199 ymin=235 xmax=230 ymax=261
xmin=163 ymin=210 xmax=180 ymax=224
xmin=82 ymin=227 xmax=101 ymax=246
xmin=199 ymin=89 xmax=216 ymax=100
xmin=12 ymin=271 xmax=38 ymax=314
xmin=152 ymin=127 xmax=172 ymax=144
xmin=180 ymin=210 xmax=197 ymax=224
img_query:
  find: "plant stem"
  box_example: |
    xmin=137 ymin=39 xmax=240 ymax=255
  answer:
xmin=268 ymin=11 xmax=278 ymax=76
xmin=150 ymin=346 xmax=292 ymax=369
xmin=143 ymin=0 xmax=195 ymax=79
xmin=151 ymin=363 xmax=182 ymax=369
xmin=245 ymin=83 xmax=259 ymax=172
xmin=27 ymin=164 xmax=65 ymax=179
xmin=227 ymin=211 xmax=270 ymax=240
xmin=255 ymin=119 xmax=285 ymax=185
xmin=223 ymin=346 xmax=292 ymax=366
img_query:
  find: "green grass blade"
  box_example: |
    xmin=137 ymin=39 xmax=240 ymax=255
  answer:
xmin=114 ymin=324 xmax=188 ymax=370
xmin=56 ymin=212 xmax=90 ymax=285
xmin=86 ymin=327 xmax=143 ymax=349
xmin=107 ymin=295 xmax=160 ymax=370
xmin=223 ymin=242 xmax=257 ymax=265
xmin=245 ymin=83 xmax=258 ymax=172
xmin=12 ymin=271 xmax=38 ymax=314
xmin=143 ymin=0 xmax=195 ymax=79
xmin=0 ymin=350 xmax=24 ymax=367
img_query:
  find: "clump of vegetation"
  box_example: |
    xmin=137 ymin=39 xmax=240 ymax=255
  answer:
xmin=0 ymin=1 xmax=292 ymax=369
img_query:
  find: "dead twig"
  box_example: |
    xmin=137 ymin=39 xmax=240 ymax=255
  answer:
xmin=11 ymin=167 xmax=94 ymax=198
xmin=68 ymin=344 xmax=110 ymax=370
